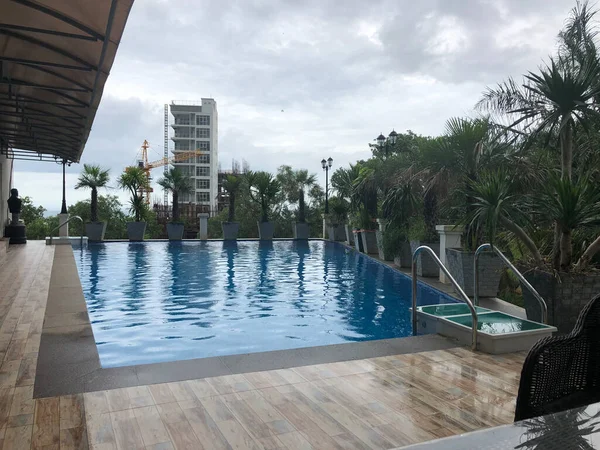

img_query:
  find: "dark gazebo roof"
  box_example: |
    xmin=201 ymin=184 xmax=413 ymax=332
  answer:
xmin=0 ymin=0 xmax=135 ymax=162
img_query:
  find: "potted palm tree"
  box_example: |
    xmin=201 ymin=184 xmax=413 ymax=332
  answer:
xmin=75 ymin=164 xmax=110 ymax=242
xmin=327 ymin=196 xmax=349 ymax=241
xmin=221 ymin=174 xmax=242 ymax=240
xmin=278 ymin=167 xmax=317 ymax=240
xmin=429 ymin=117 xmax=505 ymax=296
xmin=247 ymin=171 xmax=281 ymax=240
xmin=157 ymin=167 xmax=192 ymax=240
xmin=382 ymin=180 xmax=418 ymax=266
xmin=118 ymin=166 xmax=149 ymax=241
xmin=409 ymin=190 xmax=441 ymax=277
xmin=352 ymin=165 xmax=379 ymax=254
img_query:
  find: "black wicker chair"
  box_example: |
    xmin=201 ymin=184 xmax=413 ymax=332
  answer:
xmin=514 ymin=293 xmax=600 ymax=422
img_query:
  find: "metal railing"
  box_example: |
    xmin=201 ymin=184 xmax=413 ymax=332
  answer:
xmin=412 ymin=245 xmax=478 ymax=351
xmin=474 ymin=243 xmax=548 ymax=324
xmin=48 ymin=215 xmax=84 ymax=246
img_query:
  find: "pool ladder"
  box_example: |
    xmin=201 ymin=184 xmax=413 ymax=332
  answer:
xmin=411 ymin=244 xmax=549 ymax=351
xmin=411 ymin=246 xmax=478 ymax=350
xmin=474 ymin=244 xmax=547 ymax=324
xmin=48 ymin=215 xmax=84 ymax=246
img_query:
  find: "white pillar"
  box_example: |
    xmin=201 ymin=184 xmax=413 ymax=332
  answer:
xmin=376 ymin=218 xmax=387 ymax=232
xmin=198 ymin=213 xmax=209 ymax=239
xmin=436 ymin=225 xmax=464 ymax=283
xmin=58 ymin=213 xmax=69 ymax=237
xmin=323 ymin=217 xmax=328 ymax=239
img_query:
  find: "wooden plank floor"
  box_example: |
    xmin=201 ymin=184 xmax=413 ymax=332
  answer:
xmin=0 ymin=242 xmax=525 ymax=450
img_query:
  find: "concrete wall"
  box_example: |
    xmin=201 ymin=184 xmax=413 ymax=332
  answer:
xmin=523 ymin=269 xmax=600 ymax=333
xmin=0 ymin=153 xmax=13 ymax=238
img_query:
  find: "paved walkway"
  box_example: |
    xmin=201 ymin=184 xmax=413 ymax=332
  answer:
xmin=0 ymin=242 xmax=524 ymax=449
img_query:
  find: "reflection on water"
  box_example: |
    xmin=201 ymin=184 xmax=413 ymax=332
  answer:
xmin=74 ymin=240 xmax=456 ymax=367
xmin=517 ymin=405 xmax=600 ymax=449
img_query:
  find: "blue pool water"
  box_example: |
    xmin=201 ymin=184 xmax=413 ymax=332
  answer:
xmin=74 ymin=240 xmax=456 ymax=367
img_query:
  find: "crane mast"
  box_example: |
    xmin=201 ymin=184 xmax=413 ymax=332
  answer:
xmin=127 ymin=140 xmax=205 ymax=205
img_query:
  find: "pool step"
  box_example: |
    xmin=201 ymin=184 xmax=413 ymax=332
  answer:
xmin=416 ymin=304 xmax=557 ymax=354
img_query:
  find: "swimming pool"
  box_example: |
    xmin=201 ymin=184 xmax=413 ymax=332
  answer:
xmin=74 ymin=240 xmax=456 ymax=367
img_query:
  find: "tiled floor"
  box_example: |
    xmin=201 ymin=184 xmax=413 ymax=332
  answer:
xmin=0 ymin=242 xmax=525 ymax=449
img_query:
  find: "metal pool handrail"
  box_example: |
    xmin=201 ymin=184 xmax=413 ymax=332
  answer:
xmin=49 ymin=215 xmax=84 ymax=246
xmin=474 ymin=243 xmax=548 ymax=324
xmin=412 ymin=245 xmax=478 ymax=351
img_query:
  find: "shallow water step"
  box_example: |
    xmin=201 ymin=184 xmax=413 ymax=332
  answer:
xmin=419 ymin=304 xmax=490 ymax=317
xmin=417 ymin=306 xmax=557 ymax=354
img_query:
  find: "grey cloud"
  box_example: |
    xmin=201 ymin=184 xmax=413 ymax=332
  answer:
xmin=15 ymin=95 xmax=162 ymax=176
xmin=378 ymin=0 xmax=575 ymax=83
xmin=13 ymin=0 xmax=586 ymax=210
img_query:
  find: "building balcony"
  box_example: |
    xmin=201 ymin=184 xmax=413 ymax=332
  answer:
xmin=170 ymin=136 xmax=194 ymax=140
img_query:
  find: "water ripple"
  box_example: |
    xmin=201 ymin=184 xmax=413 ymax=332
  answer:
xmin=74 ymin=240 xmax=454 ymax=367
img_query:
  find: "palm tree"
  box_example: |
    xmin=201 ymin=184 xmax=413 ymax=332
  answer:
xmin=74 ymin=164 xmax=110 ymax=222
xmin=477 ymin=2 xmax=600 ymax=269
xmin=247 ymin=171 xmax=281 ymax=223
xmin=278 ymin=167 xmax=317 ymax=223
xmin=352 ymin=165 xmax=378 ymax=229
xmin=425 ymin=117 xmax=507 ymax=248
xmin=157 ymin=167 xmax=193 ymax=222
xmin=466 ymin=170 xmax=543 ymax=266
xmin=222 ymin=174 xmax=242 ymax=223
xmin=118 ymin=166 xmax=149 ymax=222
xmin=517 ymin=407 xmax=600 ymax=449
xmin=331 ymin=164 xmax=361 ymax=205
xmin=296 ymin=170 xmax=317 ymax=223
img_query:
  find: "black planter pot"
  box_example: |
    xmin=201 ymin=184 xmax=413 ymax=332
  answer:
xmin=166 ymin=223 xmax=184 ymax=241
xmin=126 ymin=222 xmax=146 ymax=241
xmin=410 ymin=241 xmax=440 ymax=277
xmin=361 ymin=231 xmax=378 ymax=254
xmin=353 ymin=230 xmax=364 ymax=252
xmin=446 ymin=248 xmax=503 ymax=297
xmin=522 ymin=268 xmax=600 ymax=333
xmin=257 ymin=221 xmax=274 ymax=240
xmin=222 ymin=222 xmax=239 ymax=240
xmin=293 ymin=222 xmax=310 ymax=240
xmin=85 ymin=222 xmax=106 ymax=242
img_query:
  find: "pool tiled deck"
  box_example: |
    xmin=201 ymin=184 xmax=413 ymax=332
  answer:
xmin=0 ymin=241 xmax=525 ymax=449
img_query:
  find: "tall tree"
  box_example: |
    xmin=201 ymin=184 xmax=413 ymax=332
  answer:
xmin=477 ymin=2 xmax=600 ymax=269
xmin=222 ymin=174 xmax=242 ymax=223
xmin=118 ymin=167 xmax=150 ymax=222
xmin=277 ymin=166 xmax=318 ymax=223
xmin=247 ymin=171 xmax=281 ymax=223
xmin=74 ymin=164 xmax=110 ymax=222
xmin=157 ymin=167 xmax=193 ymax=222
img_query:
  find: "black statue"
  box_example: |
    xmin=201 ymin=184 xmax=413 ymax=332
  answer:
xmin=5 ymin=188 xmax=26 ymax=244
xmin=7 ymin=188 xmax=22 ymax=225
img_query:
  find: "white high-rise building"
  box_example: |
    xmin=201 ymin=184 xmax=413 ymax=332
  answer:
xmin=169 ymin=99 xmax=218 ymax=212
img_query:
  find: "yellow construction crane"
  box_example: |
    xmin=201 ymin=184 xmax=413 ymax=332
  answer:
xmin=128 ymin=140 xmax=205 ymax=205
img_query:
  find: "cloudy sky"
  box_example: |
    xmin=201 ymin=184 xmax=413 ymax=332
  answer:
xmin=14 ymin=0 xmax=577 ymax=213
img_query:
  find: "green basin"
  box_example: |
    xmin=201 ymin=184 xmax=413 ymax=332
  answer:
xmin=447 ymin=312 xmax=550 ymax=334
xmin=419 ymin=303 xmax=490 ymax=317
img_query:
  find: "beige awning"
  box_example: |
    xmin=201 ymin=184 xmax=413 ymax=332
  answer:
xmin=0 ymin=0 xmax=135 ymax=162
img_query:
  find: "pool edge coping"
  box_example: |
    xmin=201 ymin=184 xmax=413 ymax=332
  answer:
xmin=33 ymin=242 xmax=461 ymax=399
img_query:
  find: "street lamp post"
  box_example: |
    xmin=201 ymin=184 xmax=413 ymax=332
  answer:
xmin=55 ymin=157 xmax=71 ymax=214
xmin=60 ymin=159 xmax=68 ymax=214
xmin=55 ymin=157 xmax=72 ymax=238
xmin=375 ymin=130 xmax=398 ymax=157
xmin=321 ymin=157 xmax=333 ymax=214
